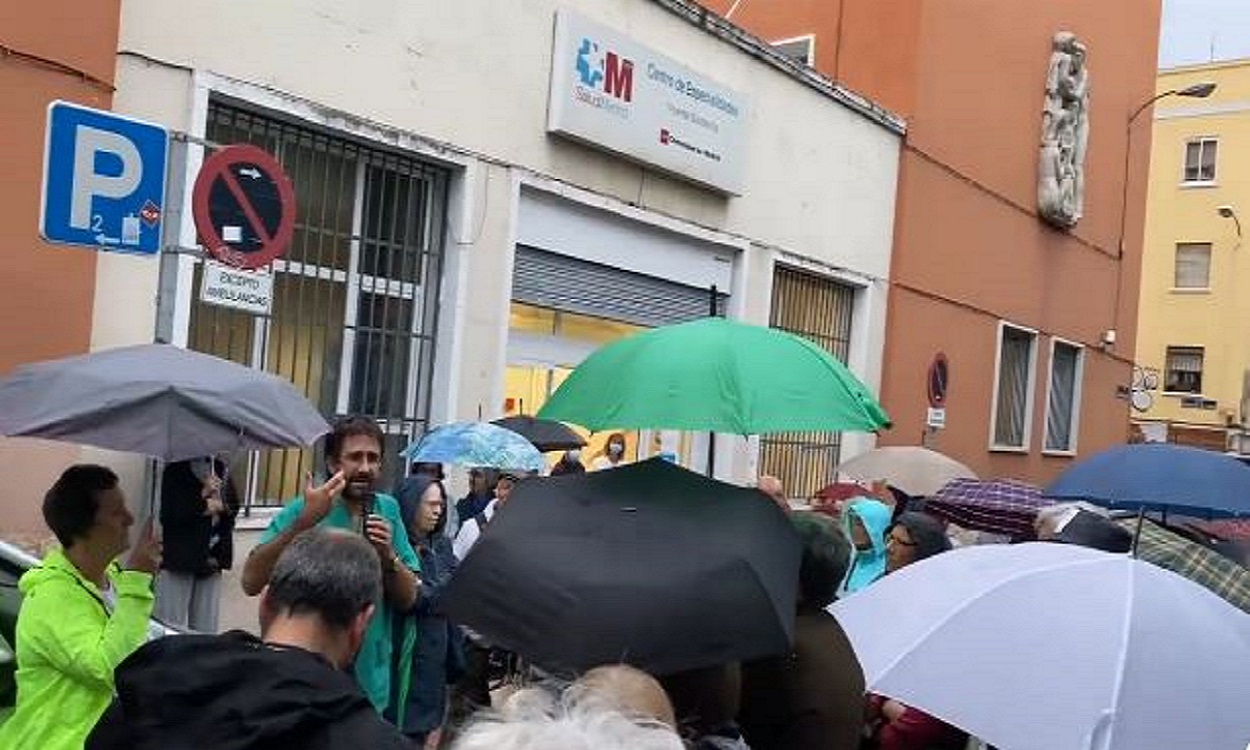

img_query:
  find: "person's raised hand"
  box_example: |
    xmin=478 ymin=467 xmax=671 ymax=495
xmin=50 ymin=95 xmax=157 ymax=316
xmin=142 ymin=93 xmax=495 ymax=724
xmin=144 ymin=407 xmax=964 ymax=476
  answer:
xmin=125 ymin=518 xmax=162 ymax=575
xmin=298 ymin=470 xmax=346 ymax=529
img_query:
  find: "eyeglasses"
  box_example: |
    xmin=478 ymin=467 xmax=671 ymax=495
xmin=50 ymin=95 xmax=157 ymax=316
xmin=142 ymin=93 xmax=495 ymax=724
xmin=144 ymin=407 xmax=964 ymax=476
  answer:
xmin=887 ymin=531 xmax=917 ymax=547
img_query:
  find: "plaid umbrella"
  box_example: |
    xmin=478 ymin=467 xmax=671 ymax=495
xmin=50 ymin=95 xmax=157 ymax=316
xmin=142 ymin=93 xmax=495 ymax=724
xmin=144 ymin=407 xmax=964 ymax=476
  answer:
xmin=925 ymin=478 xmax=1046 ymax=538
xmin=1116 ymin=518 xmax=1250 ymax=615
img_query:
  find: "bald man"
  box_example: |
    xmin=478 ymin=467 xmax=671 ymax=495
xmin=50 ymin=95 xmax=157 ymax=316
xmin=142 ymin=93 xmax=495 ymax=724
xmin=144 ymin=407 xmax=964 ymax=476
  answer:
xmin=573 ymin=665 xmax=676 ymax=730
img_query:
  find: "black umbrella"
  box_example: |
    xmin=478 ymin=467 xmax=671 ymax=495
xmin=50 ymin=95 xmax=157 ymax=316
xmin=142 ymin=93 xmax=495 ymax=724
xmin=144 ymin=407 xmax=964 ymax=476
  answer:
xmin=442 ymin=458 xmax=800 ymax=676
xmin=490 ymin=415 xmax=586 ymax=452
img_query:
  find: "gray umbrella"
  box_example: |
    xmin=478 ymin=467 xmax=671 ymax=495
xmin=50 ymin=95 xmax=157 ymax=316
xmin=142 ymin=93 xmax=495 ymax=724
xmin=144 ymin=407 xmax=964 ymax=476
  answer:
xmin=0 ymin=344 xmax=329 ymax=462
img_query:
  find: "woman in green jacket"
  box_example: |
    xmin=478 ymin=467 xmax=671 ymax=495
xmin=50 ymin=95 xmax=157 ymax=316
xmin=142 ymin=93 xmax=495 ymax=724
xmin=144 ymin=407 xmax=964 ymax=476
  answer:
xmin=0 ymin=465 xmax=161 ymax=750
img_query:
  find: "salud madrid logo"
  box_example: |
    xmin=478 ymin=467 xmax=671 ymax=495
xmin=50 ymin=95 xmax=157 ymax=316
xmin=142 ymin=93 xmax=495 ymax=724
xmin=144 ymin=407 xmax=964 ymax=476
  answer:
xmin=574 ymin=38 xmax=634 ymax=118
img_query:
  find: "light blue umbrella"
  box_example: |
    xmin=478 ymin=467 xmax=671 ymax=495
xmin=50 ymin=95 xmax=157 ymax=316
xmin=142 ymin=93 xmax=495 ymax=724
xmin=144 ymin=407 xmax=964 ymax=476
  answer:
xmin=401 ymin=421 xmax=544 ymax=472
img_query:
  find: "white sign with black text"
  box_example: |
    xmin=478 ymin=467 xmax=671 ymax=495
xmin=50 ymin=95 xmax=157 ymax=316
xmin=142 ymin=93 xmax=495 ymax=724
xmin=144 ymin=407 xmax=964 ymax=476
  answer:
xmin=199 ymin=260 xmax=274 ymax=315
xmin=926 ymin=408 xmax=947 ymax=430
xmin=547 ymin=9 xmax=749 ymax=195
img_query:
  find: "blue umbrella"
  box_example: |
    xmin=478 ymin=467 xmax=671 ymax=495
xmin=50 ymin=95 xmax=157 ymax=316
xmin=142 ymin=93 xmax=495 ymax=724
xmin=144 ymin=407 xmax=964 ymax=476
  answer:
xmin=1045 ymin=443 xmax=1250 ymax=517
xmin=401 ymin=421 xmax=544 ymax=473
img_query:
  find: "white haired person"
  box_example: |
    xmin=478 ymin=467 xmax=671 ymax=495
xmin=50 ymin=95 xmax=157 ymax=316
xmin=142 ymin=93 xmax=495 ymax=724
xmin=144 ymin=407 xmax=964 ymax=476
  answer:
xmin=450 ymin=684 xmax=684 ymax=750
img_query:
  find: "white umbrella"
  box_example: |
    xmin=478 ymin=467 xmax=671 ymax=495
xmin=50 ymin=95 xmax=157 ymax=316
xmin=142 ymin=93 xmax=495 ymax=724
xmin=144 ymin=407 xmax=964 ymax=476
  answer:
xmin=830 ymin=543 xmax=1250 ymax=750
xmin=836 ymin=446 xmax=976 ymax=496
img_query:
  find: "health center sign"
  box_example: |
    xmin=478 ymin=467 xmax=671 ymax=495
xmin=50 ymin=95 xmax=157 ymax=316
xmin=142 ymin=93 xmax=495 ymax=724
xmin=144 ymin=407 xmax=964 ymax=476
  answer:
xmin=548 ymin=9 xmax=749 ymax=196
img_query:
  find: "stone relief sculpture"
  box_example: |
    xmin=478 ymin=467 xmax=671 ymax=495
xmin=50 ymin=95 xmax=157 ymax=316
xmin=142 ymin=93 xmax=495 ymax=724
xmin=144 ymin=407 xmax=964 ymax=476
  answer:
xmin=1039 ymin=31 xmax=1089 ymax=229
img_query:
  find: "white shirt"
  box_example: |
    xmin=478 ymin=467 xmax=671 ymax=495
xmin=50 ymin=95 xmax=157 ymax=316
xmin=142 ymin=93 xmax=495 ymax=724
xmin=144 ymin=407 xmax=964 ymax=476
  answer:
xmin=453 ymin=499 xmax=497 ymax=561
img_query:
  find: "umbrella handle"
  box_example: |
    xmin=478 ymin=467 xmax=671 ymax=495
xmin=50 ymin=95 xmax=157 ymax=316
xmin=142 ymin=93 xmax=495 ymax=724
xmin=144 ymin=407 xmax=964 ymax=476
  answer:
xmin=1131 ymin=507 xmax=1145 ymax=558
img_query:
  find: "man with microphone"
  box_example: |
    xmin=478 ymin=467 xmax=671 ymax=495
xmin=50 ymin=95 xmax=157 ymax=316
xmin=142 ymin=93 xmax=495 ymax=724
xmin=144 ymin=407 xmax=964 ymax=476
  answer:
xmin=241 ymin=416 xmax=421 ymax=723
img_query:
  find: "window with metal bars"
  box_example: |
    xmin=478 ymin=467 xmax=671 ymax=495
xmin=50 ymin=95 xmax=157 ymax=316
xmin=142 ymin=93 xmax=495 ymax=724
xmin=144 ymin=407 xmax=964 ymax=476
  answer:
xmin=759 ymin=266 xmax=856 ymax=501
xmin=189 ymin=101 xmax=449 ymax=507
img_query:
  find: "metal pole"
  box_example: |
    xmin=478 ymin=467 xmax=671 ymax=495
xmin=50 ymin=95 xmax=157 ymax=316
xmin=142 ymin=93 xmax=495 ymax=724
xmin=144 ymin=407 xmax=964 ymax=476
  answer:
xmin=148 ymin=135 xmax=191 ymax=521
xmin=705 ymin=285 xmax=718 ymax=477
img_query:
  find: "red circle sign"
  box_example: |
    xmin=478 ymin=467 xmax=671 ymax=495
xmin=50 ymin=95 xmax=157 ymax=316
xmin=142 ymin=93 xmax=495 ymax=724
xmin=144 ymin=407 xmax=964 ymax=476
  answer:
xmin=192 ymin=144 xmax=296 ymax=270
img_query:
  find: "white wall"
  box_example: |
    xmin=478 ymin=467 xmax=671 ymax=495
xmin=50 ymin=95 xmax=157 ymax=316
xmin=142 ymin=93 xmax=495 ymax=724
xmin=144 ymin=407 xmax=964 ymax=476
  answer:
xmin=103 ymin=0 xmax=902 ymax=485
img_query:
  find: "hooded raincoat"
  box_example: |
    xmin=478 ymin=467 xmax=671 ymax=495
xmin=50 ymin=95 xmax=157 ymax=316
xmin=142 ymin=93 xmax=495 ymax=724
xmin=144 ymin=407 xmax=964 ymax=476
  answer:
xmin=841 ymin=499 xmax=893 ymax=594
xmin=0 ymin=549 xmax=154 ymax=750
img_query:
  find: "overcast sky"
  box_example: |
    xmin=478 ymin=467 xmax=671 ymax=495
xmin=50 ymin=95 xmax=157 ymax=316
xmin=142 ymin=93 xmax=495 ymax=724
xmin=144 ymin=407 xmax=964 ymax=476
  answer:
xmin=1159 ymin=0 xmax=1250 ymax=68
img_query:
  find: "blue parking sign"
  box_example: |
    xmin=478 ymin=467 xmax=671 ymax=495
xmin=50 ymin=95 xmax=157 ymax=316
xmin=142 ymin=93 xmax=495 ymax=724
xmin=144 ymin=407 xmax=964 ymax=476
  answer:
xmin=40 ymin=101 xmax=169 ymax=255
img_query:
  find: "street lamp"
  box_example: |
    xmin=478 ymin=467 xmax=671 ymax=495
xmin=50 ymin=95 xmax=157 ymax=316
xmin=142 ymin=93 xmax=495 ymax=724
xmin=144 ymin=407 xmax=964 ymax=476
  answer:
xmin=1119 ymin=81 xmax=1218 ymax=258
xmin=1218 ymin=205 xmax=1242 ymax=238
xmin=1107 ymin=81 xmax=1217 ymax=348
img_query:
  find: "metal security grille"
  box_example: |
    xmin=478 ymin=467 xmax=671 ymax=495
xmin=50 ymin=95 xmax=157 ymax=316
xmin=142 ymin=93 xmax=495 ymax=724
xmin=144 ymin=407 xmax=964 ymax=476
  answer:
xmin=189 ymin=101 xmax=449 ymax=507
xmin=512 ymin=246 xmax=727 ymax=327
xmin=759 ymin=266 xmax=856 ymax=501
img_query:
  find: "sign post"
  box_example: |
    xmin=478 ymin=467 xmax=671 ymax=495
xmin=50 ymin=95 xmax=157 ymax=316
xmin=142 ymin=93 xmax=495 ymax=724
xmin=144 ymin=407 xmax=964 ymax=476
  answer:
xmin=40 ymin=101 xmax=169 ymax=255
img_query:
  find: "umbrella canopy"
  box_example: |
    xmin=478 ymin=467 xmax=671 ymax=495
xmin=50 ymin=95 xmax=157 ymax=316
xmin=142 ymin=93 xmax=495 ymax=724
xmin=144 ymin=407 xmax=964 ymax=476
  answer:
xmin=401 ymin=422 xmax=544 ymax=472
xmin=831 ymin=543 xmax=1250 ymax=750
xmin=1045 ymin=443 xmax=1250 ymax=517
xmin=0 ymin=344 xmax=328 ymax=462
xmin=925 ymin=478 xmax=1046 ymax=538
xmin=836 ymin=446 xmax=977 ymax=497
xmin=536 ymin=317 xmax=890 ymax=435
xmin=441 ymin=458 xmax=801 ymax=676
xmin=489 ymin=415 xmax=586 ymax=452
xmin=1114 ymin=517 xmax=1250 ymax=615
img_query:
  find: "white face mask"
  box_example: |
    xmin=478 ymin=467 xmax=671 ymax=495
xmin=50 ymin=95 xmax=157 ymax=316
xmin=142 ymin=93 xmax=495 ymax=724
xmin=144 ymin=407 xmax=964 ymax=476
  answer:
xmin=608 ymin=443 xmax=624 ymax=457
xmin=566 ymin=449 xmax=582 ymax=462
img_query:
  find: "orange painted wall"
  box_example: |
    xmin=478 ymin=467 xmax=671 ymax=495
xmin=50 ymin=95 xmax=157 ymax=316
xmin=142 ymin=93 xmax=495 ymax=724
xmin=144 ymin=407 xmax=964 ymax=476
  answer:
xmin=704 ymin=0 xmax=1161 ymax=482
xmin=0 ymin=0 xmax=121 ymax=534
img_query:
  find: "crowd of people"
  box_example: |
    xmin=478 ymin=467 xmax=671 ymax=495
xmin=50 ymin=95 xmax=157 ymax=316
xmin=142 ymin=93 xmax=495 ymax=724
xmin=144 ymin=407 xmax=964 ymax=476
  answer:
xmin=0 ymin=414 xmax=1019 ymax=750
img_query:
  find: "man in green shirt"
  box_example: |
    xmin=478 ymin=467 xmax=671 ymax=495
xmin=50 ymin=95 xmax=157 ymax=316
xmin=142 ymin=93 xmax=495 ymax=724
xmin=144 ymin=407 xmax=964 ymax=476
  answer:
xmin=242 ymin=416 xmax=421 ymax=716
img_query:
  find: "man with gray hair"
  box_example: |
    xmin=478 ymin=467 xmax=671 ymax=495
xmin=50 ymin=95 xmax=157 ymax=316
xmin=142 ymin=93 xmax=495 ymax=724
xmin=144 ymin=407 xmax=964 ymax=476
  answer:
xmin=86 ymin=529 xmax=409 ymax=749
xmin=451 ymin=685 xmax=684 ymax=750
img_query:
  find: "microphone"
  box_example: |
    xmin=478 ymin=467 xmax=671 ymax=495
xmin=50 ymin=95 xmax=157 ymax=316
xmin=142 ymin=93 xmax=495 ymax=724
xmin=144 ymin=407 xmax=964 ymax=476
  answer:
xmin=359 ymin=491 xmax=376 ymax=536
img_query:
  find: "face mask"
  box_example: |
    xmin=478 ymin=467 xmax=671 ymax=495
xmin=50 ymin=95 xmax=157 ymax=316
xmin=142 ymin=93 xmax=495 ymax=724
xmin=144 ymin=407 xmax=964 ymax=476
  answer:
xmin=608 ymin=443 xmax=624 ymax=457
xmin=566 ymin=449 xmax=582 ymax=462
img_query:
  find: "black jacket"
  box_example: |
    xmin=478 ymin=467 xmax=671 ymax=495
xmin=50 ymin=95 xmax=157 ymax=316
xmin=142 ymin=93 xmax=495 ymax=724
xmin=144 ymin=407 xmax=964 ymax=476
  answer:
xmin=160 ymin=460 xmax=239 ymax=575
xmin=86 ymin=631 xmax=410 ymax=750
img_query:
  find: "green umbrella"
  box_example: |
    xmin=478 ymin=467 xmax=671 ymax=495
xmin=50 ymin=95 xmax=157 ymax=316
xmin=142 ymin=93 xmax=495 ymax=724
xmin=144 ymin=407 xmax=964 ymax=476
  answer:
xmin=537 ymin=317 xmax=891 ymax=434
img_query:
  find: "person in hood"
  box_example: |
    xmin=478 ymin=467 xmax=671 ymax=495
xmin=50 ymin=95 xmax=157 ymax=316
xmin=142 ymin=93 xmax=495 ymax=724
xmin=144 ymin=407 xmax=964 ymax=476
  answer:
xmin=840 ymin=498 xmax=893 ymax=594
xmin=395 ymin=474 xmax=462 ymax=746
xmin=86 ymin=528 xmax=410 ymax=750
xmin=0 ymin=465 xmax=161 ymax=750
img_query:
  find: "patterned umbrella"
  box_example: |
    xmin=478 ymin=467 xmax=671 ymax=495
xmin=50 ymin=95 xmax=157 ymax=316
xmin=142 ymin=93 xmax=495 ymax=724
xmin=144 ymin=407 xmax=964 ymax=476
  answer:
xmin=925 ymin=478 xmax=1047 ymax=539
xmin=1115 ymin=518 xmax=1250 ymax=615
xmin=401 ymin=422 xmax=545 ymax=473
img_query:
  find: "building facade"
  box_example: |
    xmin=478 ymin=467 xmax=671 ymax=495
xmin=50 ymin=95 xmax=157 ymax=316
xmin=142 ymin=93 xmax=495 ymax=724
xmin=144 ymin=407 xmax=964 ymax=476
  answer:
xmin=702 ymin=0 xmax=1163 ymax=482
xmin=0 ymin=0 xmax=905 ymax=532
xmin=1134 ymin=60 xmax=1250 ymax=452
xmin=0 ymin=1 xmax=124 ymax=538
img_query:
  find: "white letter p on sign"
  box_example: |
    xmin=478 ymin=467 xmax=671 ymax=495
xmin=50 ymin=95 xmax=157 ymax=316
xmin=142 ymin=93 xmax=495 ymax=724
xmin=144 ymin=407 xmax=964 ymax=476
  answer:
xmin=70 ymin=125 xmax=142 ymax=231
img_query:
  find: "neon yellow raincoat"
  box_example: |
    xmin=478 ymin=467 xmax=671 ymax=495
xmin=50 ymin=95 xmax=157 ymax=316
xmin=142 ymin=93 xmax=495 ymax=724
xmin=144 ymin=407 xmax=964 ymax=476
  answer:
xmin=0 ymin=549 xmax=154 ymax=750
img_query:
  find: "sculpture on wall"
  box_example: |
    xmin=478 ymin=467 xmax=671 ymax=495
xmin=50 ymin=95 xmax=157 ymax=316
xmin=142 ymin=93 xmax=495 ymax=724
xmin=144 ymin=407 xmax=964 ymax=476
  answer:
xmin=1039 ymin=31 xmax=1089 ymax=229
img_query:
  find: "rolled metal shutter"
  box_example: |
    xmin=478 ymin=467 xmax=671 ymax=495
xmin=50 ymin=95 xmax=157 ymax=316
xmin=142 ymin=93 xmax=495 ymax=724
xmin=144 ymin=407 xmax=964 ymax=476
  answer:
xmin=511 ymin=246 xmax=727 ymax=327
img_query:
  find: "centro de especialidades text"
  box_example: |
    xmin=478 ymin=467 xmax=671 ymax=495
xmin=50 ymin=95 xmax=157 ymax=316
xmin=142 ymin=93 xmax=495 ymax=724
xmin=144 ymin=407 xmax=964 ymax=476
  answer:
xmin=646 ymin=63 xmax=740 ymax=118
